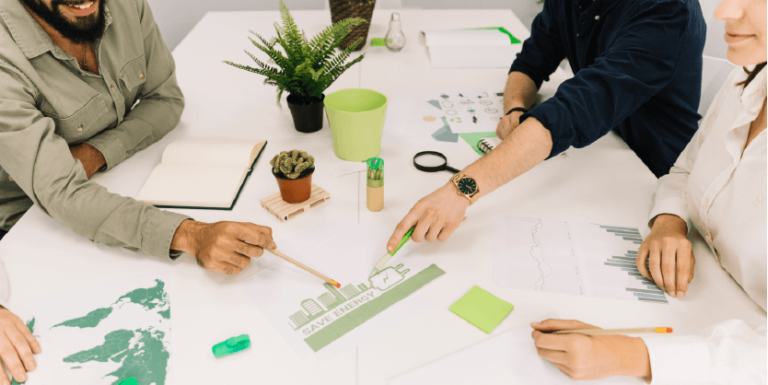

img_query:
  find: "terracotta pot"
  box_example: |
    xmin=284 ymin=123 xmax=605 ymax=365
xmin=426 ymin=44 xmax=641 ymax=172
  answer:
xmin=287 ymin=94 xmax=324 ymax=133
xmin=329 ymin=0 xmax=376 ymax=51
xmin=274 ymin=167 xmax=315 ymax=203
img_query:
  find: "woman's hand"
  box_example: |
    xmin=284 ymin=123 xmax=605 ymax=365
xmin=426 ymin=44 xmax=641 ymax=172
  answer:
xmin=531 ymin=319 xmax=651 ymax=381
xmin=636 ymin=214 xmax=694 ymax=298
xmin=0 ymin=306 xmax=40 ymax=385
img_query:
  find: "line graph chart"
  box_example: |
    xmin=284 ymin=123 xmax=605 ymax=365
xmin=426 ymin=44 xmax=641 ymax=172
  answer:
xmin=493 ymin=216 xmax=671 ymax=305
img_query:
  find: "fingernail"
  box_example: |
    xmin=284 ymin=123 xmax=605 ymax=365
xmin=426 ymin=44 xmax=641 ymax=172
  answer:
xmin=268 ymin=243 xmax=276 ymax=250
xmin=17 ymin=374 xmax=27 ymax=383
xmin=387 ymin=245 xmax=393 ymax=252
xmin=671 ymin=291 xmax=677 ymax=297
xmin=677 ymin=291 xmax=685 ymax=298
xmin=530 ymin=322 xmax=540 ymax=326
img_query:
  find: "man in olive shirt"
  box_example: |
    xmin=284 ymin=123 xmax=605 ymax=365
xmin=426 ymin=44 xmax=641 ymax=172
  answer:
xmin=0 ymin=0 xmax=275 ymax=382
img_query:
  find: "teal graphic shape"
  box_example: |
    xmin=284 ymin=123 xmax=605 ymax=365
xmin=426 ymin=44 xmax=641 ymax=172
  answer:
xmin=303 ymin=264 xmax=445 ymax=352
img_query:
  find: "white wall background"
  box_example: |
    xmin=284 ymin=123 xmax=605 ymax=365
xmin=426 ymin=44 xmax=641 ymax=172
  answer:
xmin=147 ymin=0 xmax=728 ymax=59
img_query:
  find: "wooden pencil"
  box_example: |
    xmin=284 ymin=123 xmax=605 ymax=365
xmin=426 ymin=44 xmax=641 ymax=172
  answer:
xmin=266 ymin=248 xmax=341 ymax=288
xmin=554 ymin=327 xmax=673 ymax=335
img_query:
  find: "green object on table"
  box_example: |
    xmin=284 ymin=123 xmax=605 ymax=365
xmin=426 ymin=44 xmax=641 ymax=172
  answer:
xmin=370 ymin=226 xmax=414 ymax=277
xmin=450 ymin=286 xmax=514 ymax=333
xmin=371 ymin=38 xmax=386 ymax=46
xmin=459 ymin=132 xmax=497 ymax=155
xmin=465 ymin=27 xmax=521 ymax=44
xmin=325 ymin=88 xmax=388 ymax=161
xmin=212 ymin=334 xmax=251 ymax=357
xmin=118 ymin=378 xmax=138 ymax=385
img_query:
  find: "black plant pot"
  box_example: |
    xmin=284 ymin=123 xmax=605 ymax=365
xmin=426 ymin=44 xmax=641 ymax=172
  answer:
xmin=287 ymin=94 xmax=324 ymax=133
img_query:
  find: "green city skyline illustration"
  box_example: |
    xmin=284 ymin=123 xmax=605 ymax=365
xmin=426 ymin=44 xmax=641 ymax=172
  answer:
xmin=287 ymin=264 xmax=411 ymax=330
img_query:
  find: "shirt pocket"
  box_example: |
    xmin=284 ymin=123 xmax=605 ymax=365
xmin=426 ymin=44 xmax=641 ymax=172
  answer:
xmin=43 ymin=95 xmax=108 ymax=144
xmin=119 ymin=55 xmax=147 ymax=97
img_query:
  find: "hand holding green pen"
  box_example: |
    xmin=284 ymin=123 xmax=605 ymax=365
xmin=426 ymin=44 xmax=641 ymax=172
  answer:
xmin=370 ymin=226 xmax=414 ymax=277
xmin=374 ymin=217 xmax=467 ymax=277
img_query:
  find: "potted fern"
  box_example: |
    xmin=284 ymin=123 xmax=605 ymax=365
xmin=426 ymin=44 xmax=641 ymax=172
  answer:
xmin=270 ymin=150 xmax=315 ymax=203
xmin=224 ymin=0 xmax=366 ymax=133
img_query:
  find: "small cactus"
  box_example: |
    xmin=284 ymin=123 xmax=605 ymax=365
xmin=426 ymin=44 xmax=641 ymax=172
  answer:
xmin=270 ymin=150 xmax=315 ymax=179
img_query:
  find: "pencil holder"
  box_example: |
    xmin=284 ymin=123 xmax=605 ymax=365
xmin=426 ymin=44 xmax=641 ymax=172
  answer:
xmin=366 ymin=157 xmax=384 ymax=212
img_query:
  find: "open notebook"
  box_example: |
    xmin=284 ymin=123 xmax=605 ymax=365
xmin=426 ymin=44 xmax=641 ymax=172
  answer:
xmin=136 ymin=139 xmax=267 ymax=210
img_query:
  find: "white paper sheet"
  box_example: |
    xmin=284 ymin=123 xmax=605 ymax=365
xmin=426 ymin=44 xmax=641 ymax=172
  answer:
xmin=435 ymin=88 xmax=505 ymax=133
xmin=389 ymin=313 xmax=635 ymax=385
xmin=23 ymin=273 xmax=173 ymax=385
xmin=326 ymin=159 xmax=367 ymax=177
xmin=493 ymin=216 xmax=675 ymax=305
xmin=238 ymin=221 xmax=445 ymax=360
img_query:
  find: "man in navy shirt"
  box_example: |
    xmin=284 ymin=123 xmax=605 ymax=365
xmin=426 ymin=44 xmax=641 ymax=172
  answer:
xmin=502 ymin=0 xmax=705 ymax=178
xmin=385 ymin=0 xmax=705 ymax=250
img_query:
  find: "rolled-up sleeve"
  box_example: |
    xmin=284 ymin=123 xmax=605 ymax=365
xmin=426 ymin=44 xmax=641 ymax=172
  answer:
xmin=648 ymin=70 xmax=730 ymax=232
xmin=84 ymin=0 xmax=183 ymax=171
xmin=508 ymin=0 xmax=565 ymax=88
xmin=0 ymin=61 xmax=189 ymax=259
xmin=642 ymin=319 xmax=767 ymax=384
xmin=520 ymin=1 xmax=690 ymax=158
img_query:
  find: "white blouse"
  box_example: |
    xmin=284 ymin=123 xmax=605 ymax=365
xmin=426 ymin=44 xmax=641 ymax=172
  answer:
xmin=642 ymin=67 xmax=766 ymax=384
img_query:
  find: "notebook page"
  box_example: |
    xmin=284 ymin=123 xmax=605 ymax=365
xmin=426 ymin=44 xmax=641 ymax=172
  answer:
xmin=135 ymin=164 xmax=246 ymax=208
xmin=161 ymin=139 xmax=262 ymax=167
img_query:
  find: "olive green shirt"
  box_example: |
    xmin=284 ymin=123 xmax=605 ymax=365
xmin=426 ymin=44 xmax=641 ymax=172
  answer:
xmin=0 ymin=0 xmax=190 ymax=258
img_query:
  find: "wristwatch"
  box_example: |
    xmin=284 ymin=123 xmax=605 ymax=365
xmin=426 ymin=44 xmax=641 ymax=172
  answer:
xmin=505 ymin=107 xmax=528 ymax=116
xmin=450 ymin=173 xmax=480 ymax=205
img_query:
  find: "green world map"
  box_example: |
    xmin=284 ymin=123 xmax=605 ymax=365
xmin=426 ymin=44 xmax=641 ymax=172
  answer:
xmin=24 ymin=279 xmax=171 ymax=385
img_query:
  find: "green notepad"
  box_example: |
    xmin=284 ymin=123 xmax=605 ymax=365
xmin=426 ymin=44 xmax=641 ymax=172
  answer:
xmin=450 ymin=286 xmax=514 ymax=333
xmin=458 ymin=132 xmax=497 ymax=155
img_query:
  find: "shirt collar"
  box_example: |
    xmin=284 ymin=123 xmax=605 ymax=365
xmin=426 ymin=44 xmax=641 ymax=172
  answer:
xmin=0 ymin=0 xmax=112 ymax=60
xmin=740 ymin=64 xmax=767 ymax=116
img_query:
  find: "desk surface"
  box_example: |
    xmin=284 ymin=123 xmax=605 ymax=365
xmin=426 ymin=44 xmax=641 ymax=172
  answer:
xmin=2 ymin=9 xmax=765 ymax=385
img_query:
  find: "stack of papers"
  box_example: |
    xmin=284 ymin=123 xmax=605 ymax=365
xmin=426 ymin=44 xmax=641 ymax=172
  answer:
xmin=422 ymin=28 xmax=521 ymax=68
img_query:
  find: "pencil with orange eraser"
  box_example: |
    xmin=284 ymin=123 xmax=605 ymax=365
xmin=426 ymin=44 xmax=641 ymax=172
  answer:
xmin=553 ymin=327 xmax=673 ymax=335
xmin=266 ymin=248 xmax=341 ymax=288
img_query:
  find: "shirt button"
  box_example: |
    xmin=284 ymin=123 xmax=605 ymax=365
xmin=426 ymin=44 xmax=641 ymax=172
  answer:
xmin=77 ymin=124 xmax=84 ymax=132
xmin=577 ymin=33 xmax=580 ymax=37
xmin=8 ymin=176 xmax=12 ymax=182
xmin=110 ymin=85 xmax=115 ymax=92
xmin=139 ymin=72 xmax=145 ymax=80
xmin=705 ymin=235 xmax=712 ymax=244
xmin=595 ymin=15 xmax=600 ymax=20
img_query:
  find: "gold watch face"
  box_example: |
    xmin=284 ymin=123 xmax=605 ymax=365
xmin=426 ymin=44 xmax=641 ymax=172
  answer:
xmin=457 ymin=177 xmax=477 ymax=195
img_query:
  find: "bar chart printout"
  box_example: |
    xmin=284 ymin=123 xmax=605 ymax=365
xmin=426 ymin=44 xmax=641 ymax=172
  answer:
xmin=492 ymin=216 xmax=670 ymax=305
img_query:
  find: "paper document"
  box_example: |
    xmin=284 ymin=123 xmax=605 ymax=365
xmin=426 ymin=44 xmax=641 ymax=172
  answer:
xmin=423 ymin=28 xmax=521 ymax=68
xmin=239 ymin=221 xmax=445 ymax=360
xmin=493 ymin=216 xmax=674 ymax=305
xmin=436 ymin=88 xmax=506 ymax=133
xmin=23 ymin=274 xmax=173 ymax=385
xmin=389 ymin=313 xmax=634 ymax=385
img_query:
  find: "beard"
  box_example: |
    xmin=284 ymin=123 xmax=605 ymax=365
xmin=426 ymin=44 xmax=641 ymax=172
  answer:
xmin=20 ymin=0 xmax=107 ymax=45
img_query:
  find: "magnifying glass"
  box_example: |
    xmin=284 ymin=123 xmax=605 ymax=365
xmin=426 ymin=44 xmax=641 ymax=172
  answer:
xmin=413 ymin=151 xmax=461 ymax=173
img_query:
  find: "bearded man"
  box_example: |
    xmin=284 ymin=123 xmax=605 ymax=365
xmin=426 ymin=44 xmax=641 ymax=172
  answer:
xmin=0 ymin=0 xmax=278 ymax=382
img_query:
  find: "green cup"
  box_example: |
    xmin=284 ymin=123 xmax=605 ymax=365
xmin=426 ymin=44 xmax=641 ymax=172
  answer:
xmin=324 ymin=88 xmax=388 ymax=161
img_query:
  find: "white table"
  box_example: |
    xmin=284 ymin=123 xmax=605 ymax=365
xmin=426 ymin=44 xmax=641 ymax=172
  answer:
xmin=2 ymin=9 xmax=764 ymax=385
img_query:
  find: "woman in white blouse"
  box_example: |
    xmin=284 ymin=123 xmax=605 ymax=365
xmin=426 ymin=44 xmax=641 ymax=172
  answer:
xmin=530 ymin=0 xmax=766 ymax=382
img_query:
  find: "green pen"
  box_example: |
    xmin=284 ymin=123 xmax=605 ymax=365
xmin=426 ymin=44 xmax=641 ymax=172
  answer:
xmin=370 ymin=226 xmax=415 ymax=277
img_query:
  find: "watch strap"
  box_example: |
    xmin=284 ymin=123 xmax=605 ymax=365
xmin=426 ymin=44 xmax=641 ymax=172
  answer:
xmin=505 ymin=107 xmax=528 ymax=116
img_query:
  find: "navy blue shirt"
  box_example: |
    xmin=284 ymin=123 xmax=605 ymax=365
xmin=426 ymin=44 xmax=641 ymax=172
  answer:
xmin=510 ymin=0 xmax=706 ymax=177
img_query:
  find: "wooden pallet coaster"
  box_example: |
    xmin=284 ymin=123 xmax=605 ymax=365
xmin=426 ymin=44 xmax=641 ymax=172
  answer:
xmin=260 ymin=184 xmax=330 ymax=222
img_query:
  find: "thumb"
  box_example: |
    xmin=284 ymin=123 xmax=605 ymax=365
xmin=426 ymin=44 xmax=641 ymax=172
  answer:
xmin=530 ymin=319 xmax=600 ymax=332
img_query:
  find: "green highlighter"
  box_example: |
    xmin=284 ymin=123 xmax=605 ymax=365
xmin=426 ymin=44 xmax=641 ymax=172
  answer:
xmin=212 ymin=334 xmax=251 ymax=357
xmin=370 ymin=226 xmax=414 ymax=277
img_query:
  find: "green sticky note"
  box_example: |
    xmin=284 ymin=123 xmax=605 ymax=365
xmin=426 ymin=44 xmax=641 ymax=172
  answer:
xmin=459 ymin=132 xmax=497 ymax=155
xmin=450 ymin=286 xmax=513 ymax=333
